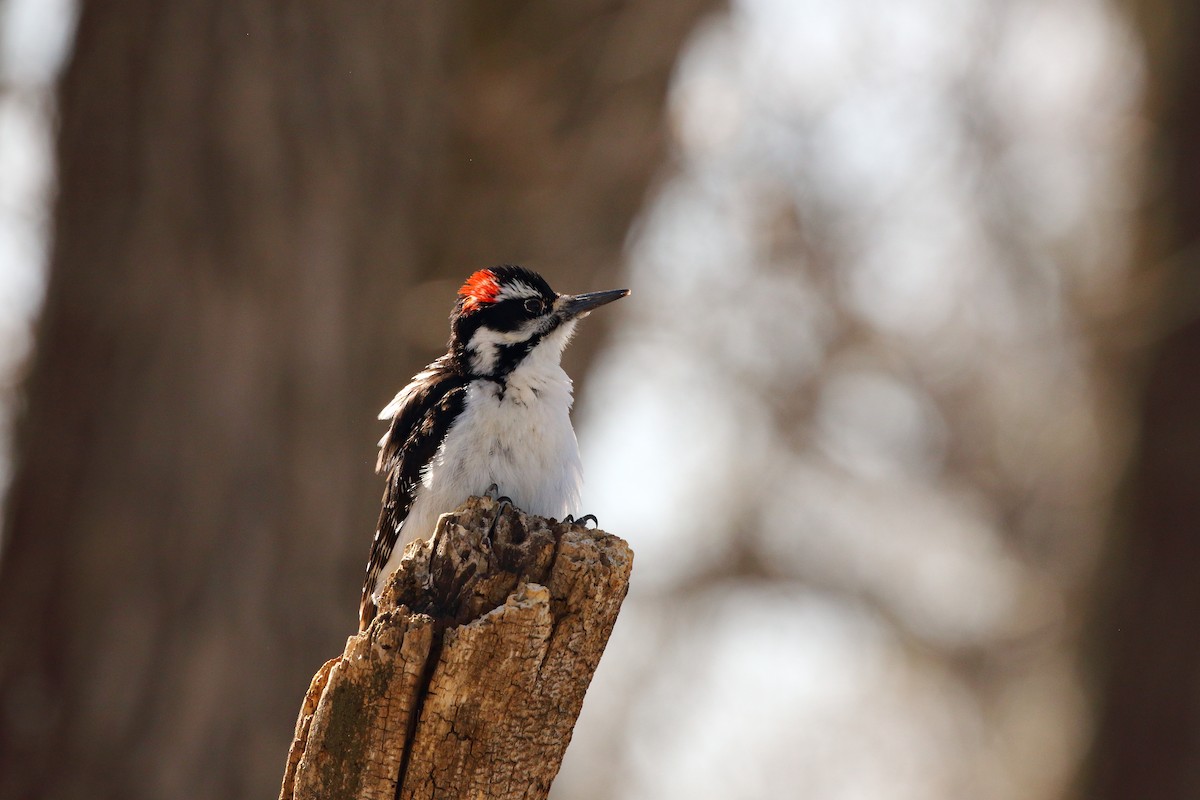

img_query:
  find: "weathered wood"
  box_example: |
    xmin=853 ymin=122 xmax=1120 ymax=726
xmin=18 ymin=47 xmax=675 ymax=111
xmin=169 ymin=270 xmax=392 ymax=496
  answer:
xmin=280 ymin=496 xmax=633 ymax=800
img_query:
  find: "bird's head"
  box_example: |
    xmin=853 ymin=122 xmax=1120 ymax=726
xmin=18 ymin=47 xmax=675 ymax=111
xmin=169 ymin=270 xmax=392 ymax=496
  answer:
xmin=450 ymin=265 xmax=629 ymax=378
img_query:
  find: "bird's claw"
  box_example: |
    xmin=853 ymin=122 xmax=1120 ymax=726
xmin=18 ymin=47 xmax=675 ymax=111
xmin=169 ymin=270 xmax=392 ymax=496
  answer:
xmin=484 ymin=483 xmax=512 ymax=505
xmin=562 ymin=513 xmax=598 ymax=528
xmin=486 ymin=494 xmax=511 ymax=541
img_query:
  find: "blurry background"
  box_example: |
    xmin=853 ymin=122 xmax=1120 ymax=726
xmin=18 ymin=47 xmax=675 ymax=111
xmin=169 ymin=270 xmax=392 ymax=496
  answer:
xmin=0 ymin=1 xmax=1196 ymax=799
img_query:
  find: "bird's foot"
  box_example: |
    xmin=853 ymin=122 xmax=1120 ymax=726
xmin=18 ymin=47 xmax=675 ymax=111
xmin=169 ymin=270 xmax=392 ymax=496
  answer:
xmin=483 ymin=483 xmax=512 ymax=505
xmin=486 ymin=494 xmax=512 ymax=541
xmin=562 ymin=513 xmax=598 ymax=528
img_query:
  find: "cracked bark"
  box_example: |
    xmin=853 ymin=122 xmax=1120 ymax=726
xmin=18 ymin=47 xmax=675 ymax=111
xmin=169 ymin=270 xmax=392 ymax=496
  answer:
xmin=279 ymin=496 xmax=633 ymax=800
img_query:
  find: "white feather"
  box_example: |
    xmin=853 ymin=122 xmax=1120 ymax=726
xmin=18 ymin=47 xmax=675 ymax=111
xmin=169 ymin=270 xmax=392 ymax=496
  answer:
xmin=372 ymin=321 xmax=583 ymax=602
xmin=494 ymin=280 xmax=542 ymax=302
xmin=377 ymin=356 xmax=453 ymax=423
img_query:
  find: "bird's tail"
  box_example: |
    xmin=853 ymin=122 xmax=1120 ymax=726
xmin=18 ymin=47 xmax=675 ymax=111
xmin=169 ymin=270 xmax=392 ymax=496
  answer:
xmin=358 ymin=591 xmax=377 ymax=632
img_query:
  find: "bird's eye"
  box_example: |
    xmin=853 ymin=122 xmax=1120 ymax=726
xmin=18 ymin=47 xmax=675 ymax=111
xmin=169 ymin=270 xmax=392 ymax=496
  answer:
xmin=524 ymin=298 xmax=546 ymax=315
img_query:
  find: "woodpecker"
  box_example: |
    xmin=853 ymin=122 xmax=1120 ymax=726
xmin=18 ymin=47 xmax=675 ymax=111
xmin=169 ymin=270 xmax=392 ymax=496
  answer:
xmin=359 ymin=265 xmax=629 ymax=629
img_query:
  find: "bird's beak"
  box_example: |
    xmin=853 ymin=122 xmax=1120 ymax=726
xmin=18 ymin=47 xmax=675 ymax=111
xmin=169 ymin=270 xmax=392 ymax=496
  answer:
xmin=557 ymin=288 xmax=630 ymax=319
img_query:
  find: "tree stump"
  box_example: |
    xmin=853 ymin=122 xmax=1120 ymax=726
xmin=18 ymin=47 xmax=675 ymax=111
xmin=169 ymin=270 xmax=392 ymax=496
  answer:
xmin=279 ymin=496 xmax=633 ymax=800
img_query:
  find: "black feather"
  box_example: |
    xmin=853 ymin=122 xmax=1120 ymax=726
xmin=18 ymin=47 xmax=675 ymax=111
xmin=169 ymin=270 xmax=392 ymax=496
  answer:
xmin=360 ymin=265 xmax=566 ymax=629
xmin=359 ymin=357 xmax=470 ymax=629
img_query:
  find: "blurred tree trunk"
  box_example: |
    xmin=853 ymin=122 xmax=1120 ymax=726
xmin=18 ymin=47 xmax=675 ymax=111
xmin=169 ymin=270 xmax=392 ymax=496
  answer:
xmin=1082 ymin=2 xmax=1200 ymax=798
xmin=0 ymin=2 xmax=712 ymax=799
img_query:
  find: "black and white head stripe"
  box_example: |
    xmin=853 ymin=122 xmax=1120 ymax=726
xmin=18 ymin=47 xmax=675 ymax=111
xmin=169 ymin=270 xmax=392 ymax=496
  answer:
xmin=449 ymin=265 xmax=565 ymax=377
xmin=456 ymin=265 xmax=554 ymax=313
xmin=495 ymin=279 xmax=545 ymax=302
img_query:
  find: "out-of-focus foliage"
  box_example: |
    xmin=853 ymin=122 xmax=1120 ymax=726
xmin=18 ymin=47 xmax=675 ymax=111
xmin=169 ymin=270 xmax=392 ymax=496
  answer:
xmin=0 ymin=2 xmax=711 ymax=799
xmin=0 ymin=0 xmax=74 ymax=499
xmin=560 ymin=1 xmax=1145 ymax=798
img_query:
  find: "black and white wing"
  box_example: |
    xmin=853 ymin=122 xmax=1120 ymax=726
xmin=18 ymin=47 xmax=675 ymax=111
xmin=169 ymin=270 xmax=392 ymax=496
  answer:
xmin=359 ymin=355 xmax=468 ymax=630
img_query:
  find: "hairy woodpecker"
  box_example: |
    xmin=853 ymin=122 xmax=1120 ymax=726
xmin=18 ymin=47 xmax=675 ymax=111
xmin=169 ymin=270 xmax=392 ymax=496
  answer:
xmin=359 ymin=265 xmax=629 ymax=629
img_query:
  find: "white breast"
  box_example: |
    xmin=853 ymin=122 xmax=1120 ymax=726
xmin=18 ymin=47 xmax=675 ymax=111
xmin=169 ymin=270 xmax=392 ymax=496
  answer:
xmin=372 ymin=332 xmax=583 ymax=602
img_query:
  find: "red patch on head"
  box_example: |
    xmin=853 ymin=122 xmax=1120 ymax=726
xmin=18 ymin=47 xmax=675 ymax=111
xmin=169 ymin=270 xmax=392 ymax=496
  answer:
xmin=458 ymin=269 xmax=501 ymax=313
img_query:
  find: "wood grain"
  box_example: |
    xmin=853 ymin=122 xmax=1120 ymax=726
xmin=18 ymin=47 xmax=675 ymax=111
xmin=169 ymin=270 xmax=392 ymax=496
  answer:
xmin=280 ymin=496 xmax=632 ymax=800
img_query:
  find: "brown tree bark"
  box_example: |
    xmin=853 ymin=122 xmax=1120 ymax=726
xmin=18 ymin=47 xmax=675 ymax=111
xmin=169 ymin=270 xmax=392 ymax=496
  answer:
xmin=279 ymin=496 xmax=632 ymax=800
xmin=0 ymin=2 xmax=712 ymax=799
xmin=1081 ymin=2 xmax=1200 ymax=798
